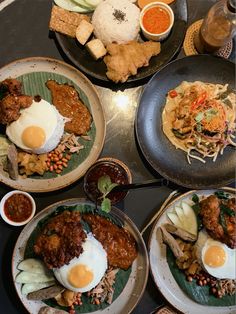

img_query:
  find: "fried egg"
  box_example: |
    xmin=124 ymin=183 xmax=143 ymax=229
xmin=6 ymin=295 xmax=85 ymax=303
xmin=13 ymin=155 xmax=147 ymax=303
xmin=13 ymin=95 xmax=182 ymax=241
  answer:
xmin=195 ymin=230 xmax=236 ymax=280
xmin=53 ymin=233 xmax=107 ymax=293
xmin=6 ymin=99 xmax=65 ymax=154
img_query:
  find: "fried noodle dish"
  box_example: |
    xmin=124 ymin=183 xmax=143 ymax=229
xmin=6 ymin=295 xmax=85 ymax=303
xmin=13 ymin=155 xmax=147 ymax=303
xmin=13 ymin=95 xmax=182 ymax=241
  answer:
xmin=162 ymin=81 xmax=236 ymax=163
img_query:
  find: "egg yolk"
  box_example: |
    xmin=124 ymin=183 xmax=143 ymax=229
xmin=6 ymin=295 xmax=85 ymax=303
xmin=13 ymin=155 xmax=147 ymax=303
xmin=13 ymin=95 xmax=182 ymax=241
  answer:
xmin=22 ymin=126 xmax=46 ymax=149
xmin=68 ymin=264 xmax=94 ymax=288
xmin=204 ymin=245 xmax=226 ymax=267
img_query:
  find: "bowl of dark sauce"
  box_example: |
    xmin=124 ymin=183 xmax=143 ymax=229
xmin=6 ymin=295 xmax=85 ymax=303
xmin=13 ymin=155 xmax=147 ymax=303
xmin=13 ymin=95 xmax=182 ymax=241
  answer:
xmin=83 ymin=157 xmax=132 ymax=205
xmin=0 ymin=190 xmax=36 ymax=226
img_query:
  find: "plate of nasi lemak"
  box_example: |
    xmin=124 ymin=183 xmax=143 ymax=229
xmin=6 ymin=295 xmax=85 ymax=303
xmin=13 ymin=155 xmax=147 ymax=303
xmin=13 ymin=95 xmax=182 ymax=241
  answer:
xmin=49 ymin=0 xmax=187 ymax=83
xmin=0 ymin=57 xmax=105 ymax=192
xmin=12 ymin=198 xmax=149 ymax=314
xmin=149 ymin=187 xmax=236 ymax=314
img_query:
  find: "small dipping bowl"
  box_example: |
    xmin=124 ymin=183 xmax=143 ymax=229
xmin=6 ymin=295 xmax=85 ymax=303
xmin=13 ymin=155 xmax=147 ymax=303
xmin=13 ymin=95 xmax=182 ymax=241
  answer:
xmin=0 ymin=190 xmax=36 ymax=226
xmin=140 ymin=2 xmax=174 ymax=41
xmin=83 ymin=157 xmax=132 ymax=205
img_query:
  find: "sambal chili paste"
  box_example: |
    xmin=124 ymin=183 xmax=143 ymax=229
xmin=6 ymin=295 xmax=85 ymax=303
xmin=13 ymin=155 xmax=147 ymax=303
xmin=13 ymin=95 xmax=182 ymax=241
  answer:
xmin=143 ymin=7 xmax=170 ymax=34
xmin=4 ymin=193 xmax=32 ymax=222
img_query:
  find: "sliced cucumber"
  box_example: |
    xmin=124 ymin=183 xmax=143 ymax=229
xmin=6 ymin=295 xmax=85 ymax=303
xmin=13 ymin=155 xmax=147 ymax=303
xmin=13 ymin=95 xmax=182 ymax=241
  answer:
xmin=181 ymin=201 xmax=198 ymax=236
xmin=15 ymin=271 xmax=54 ymax=284
xmin=54 ymin=0 xmax=93 ymax=12
xmin=17 ymin=258 xmax=47 ymax=274
xmin=167 ymin=212 xmax=183 ymax=229
xmin=0 ymin=135 xmax=10 ymax=156
xmin=72 ymin=0 xmax=94 ymax=9
xmin=174 ymin=206 xmax=185 ymax=225
xmin=21 ymin=281 xmax=55 ymax=295
xmin=84 ymin=0 xmax=103 ymax=7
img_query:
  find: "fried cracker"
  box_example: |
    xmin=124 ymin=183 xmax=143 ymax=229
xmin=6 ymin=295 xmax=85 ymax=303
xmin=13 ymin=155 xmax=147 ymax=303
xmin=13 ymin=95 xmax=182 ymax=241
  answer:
xmin=49 ymin=5 xmax=90 ymax=38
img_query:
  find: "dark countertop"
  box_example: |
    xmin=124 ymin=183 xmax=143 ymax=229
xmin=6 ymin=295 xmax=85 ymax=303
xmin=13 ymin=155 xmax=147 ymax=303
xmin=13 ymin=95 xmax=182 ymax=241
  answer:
xmin=0 ymin=1 xmax=235 ymax=314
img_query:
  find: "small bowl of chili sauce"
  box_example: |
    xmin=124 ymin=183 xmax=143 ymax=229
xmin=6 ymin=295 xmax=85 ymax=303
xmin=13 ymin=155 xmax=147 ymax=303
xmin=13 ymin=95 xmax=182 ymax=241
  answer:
xmin=140 ymin=2 xmax=174 ymax=41
xmin=83 ymin=157 xmax=132 ymax=205
xmin=0 ymin=190 xmax=36 ymax=226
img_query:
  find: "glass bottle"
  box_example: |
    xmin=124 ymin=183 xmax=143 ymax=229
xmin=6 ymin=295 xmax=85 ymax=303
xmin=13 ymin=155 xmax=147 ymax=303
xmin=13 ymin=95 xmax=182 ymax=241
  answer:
xmin=194 ymin=0 xmax=236 ymax=53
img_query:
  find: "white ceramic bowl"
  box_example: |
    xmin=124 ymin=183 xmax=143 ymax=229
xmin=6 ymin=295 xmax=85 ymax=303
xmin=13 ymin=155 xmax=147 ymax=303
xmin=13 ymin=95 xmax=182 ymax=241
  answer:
xmin=140 ymin=2 xmax=174 ymax=41
xmin=0 ymin=190 xmax=36 ymax=226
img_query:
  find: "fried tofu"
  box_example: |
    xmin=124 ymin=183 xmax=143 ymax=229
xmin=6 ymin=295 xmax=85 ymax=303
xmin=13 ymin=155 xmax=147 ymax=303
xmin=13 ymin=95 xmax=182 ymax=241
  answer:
xmin=49 ymin=5 xmax=90 ymax=38
xmin=76 ymin=19 xmax=94 ymax=45
xmin=104 ymin=40 xmax=161 ymax=83
xmin=86 ymin=39 xmax=107 ymax=60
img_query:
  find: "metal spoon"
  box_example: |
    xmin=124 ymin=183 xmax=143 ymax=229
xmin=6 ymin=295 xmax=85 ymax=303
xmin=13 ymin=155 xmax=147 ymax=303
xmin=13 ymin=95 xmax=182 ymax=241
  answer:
xmin=112 ymin=178 xmax=169 ymax=192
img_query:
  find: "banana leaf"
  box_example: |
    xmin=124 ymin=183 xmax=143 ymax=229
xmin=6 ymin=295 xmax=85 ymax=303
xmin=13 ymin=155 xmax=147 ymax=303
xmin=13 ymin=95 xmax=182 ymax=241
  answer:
xmin=166 ymin=247 xmax=236 ymax=306
xmin=16 ymin=71 xmax=96 ymax=179
xmin=24 ymin=204 xmax=131 ymax=313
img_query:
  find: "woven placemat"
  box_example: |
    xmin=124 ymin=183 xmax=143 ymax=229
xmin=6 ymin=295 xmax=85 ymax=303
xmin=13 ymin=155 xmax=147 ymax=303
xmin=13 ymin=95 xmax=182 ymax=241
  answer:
xmin=183 ymin=19 xmax=233 ymax=58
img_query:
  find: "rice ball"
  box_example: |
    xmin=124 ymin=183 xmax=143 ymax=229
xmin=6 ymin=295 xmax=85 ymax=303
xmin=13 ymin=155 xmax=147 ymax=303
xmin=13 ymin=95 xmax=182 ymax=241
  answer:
xmin=92 ymin=0 xmax=140 ymax=46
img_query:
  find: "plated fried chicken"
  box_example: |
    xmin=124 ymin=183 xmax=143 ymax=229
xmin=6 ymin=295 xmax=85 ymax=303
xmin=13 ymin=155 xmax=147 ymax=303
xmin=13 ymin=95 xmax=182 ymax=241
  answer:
xmin=104 ymin=40 xmax=161 ymax=83
xmin=34 ymin=211 xmax=86 ymax=269
xmin=0 ymin=78 xmax=33 ymax=124
xmin=46 ymin=80 xmax=92 ymax=135
xmin=200 ymin=195 xmax=236 ymax=249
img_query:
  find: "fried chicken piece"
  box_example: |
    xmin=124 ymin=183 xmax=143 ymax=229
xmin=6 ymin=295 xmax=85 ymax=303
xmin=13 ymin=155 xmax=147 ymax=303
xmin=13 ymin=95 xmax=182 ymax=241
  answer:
xmin=46 ymin=80 xmax=92 ymax=135
xmin=83 ymin=214 xmax=137 ymax=270
xmin=0 ymin=78 xmax=33 ymax=124
xmin=200 ymin=195 xmax=236 ymax=248
xmin=0 ymin=95 xmax=20 ymax=123
xmin=0 ymin=78 xmax=22 ymax=96
xmin=34 ymin=211 xmax=86 ymax=269
xmin=0 ymin=94 xmax=33 ymax=124
xmin=104 ymin=40 xmax=161 ymax=83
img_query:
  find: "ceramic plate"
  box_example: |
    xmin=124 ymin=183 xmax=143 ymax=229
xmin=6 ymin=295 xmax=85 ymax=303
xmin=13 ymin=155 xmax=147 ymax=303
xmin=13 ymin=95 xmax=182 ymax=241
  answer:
xmin=12 ymin=198 xmax=149 ymax=314
xmin=135 ymin=55 xmax=236 ymax=188
xmin=0 ymin=57 xmax=105 ymax=192
xmin=149 ymin=187 xmax=236 ymax=314
xmin=55 ymin=0 xmax=187 ymax=83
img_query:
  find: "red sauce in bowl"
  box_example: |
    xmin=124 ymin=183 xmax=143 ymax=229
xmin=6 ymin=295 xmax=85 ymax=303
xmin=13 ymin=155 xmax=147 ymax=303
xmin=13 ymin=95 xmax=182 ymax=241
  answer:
xmin=4 ymin=193 xmax=33 ymax=223
xmin=84 ymin=159 xmax=131 ymax=205
xmin=142 ymin=6 xmax=170 ymax=34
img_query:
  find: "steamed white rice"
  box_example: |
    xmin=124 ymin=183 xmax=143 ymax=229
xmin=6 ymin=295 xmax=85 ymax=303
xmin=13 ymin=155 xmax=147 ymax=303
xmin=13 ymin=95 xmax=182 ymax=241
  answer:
xmin=92 ymin=0 xmax=140 ymax=46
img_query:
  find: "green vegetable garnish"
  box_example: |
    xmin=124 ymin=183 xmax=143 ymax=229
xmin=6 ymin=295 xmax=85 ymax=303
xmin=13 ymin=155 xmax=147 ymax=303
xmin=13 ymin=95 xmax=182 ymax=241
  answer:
xmin=205 ymin=108 xmax=218 ymax=122
xmin=196 ymin=123 xmax=202 ymax=132
xmin=219 ymin=211 xmax=228 ymax=234
xmin=220 ymin=204 xmax=235 ymax=217
xmin=215 ymin=191 xmax=230 ymax=200
xmin=191 ymin=194 xmax=202 ymax=230
xmin=195 ymin=112 xmax=204 ymax=123
xmin=97 ymin=175 xmax=118 ymax=213
xmin=192 ymin=194 xmax=199 ymax=203
xmin=172 ymin=128 xmax=186 ymax=139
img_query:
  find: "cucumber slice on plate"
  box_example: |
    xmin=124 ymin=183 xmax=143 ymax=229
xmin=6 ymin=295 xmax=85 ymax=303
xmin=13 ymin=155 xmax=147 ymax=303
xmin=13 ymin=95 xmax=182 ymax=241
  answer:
xmin=54 ymin=0 xmax=93 ymax=12
xmin=84 ymin=0 xmax=103 ymax=7
xmin=167 ymin=212 xmax=183 ymax=229
xmin=73 ymin=0 xmax=94 ymax=9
